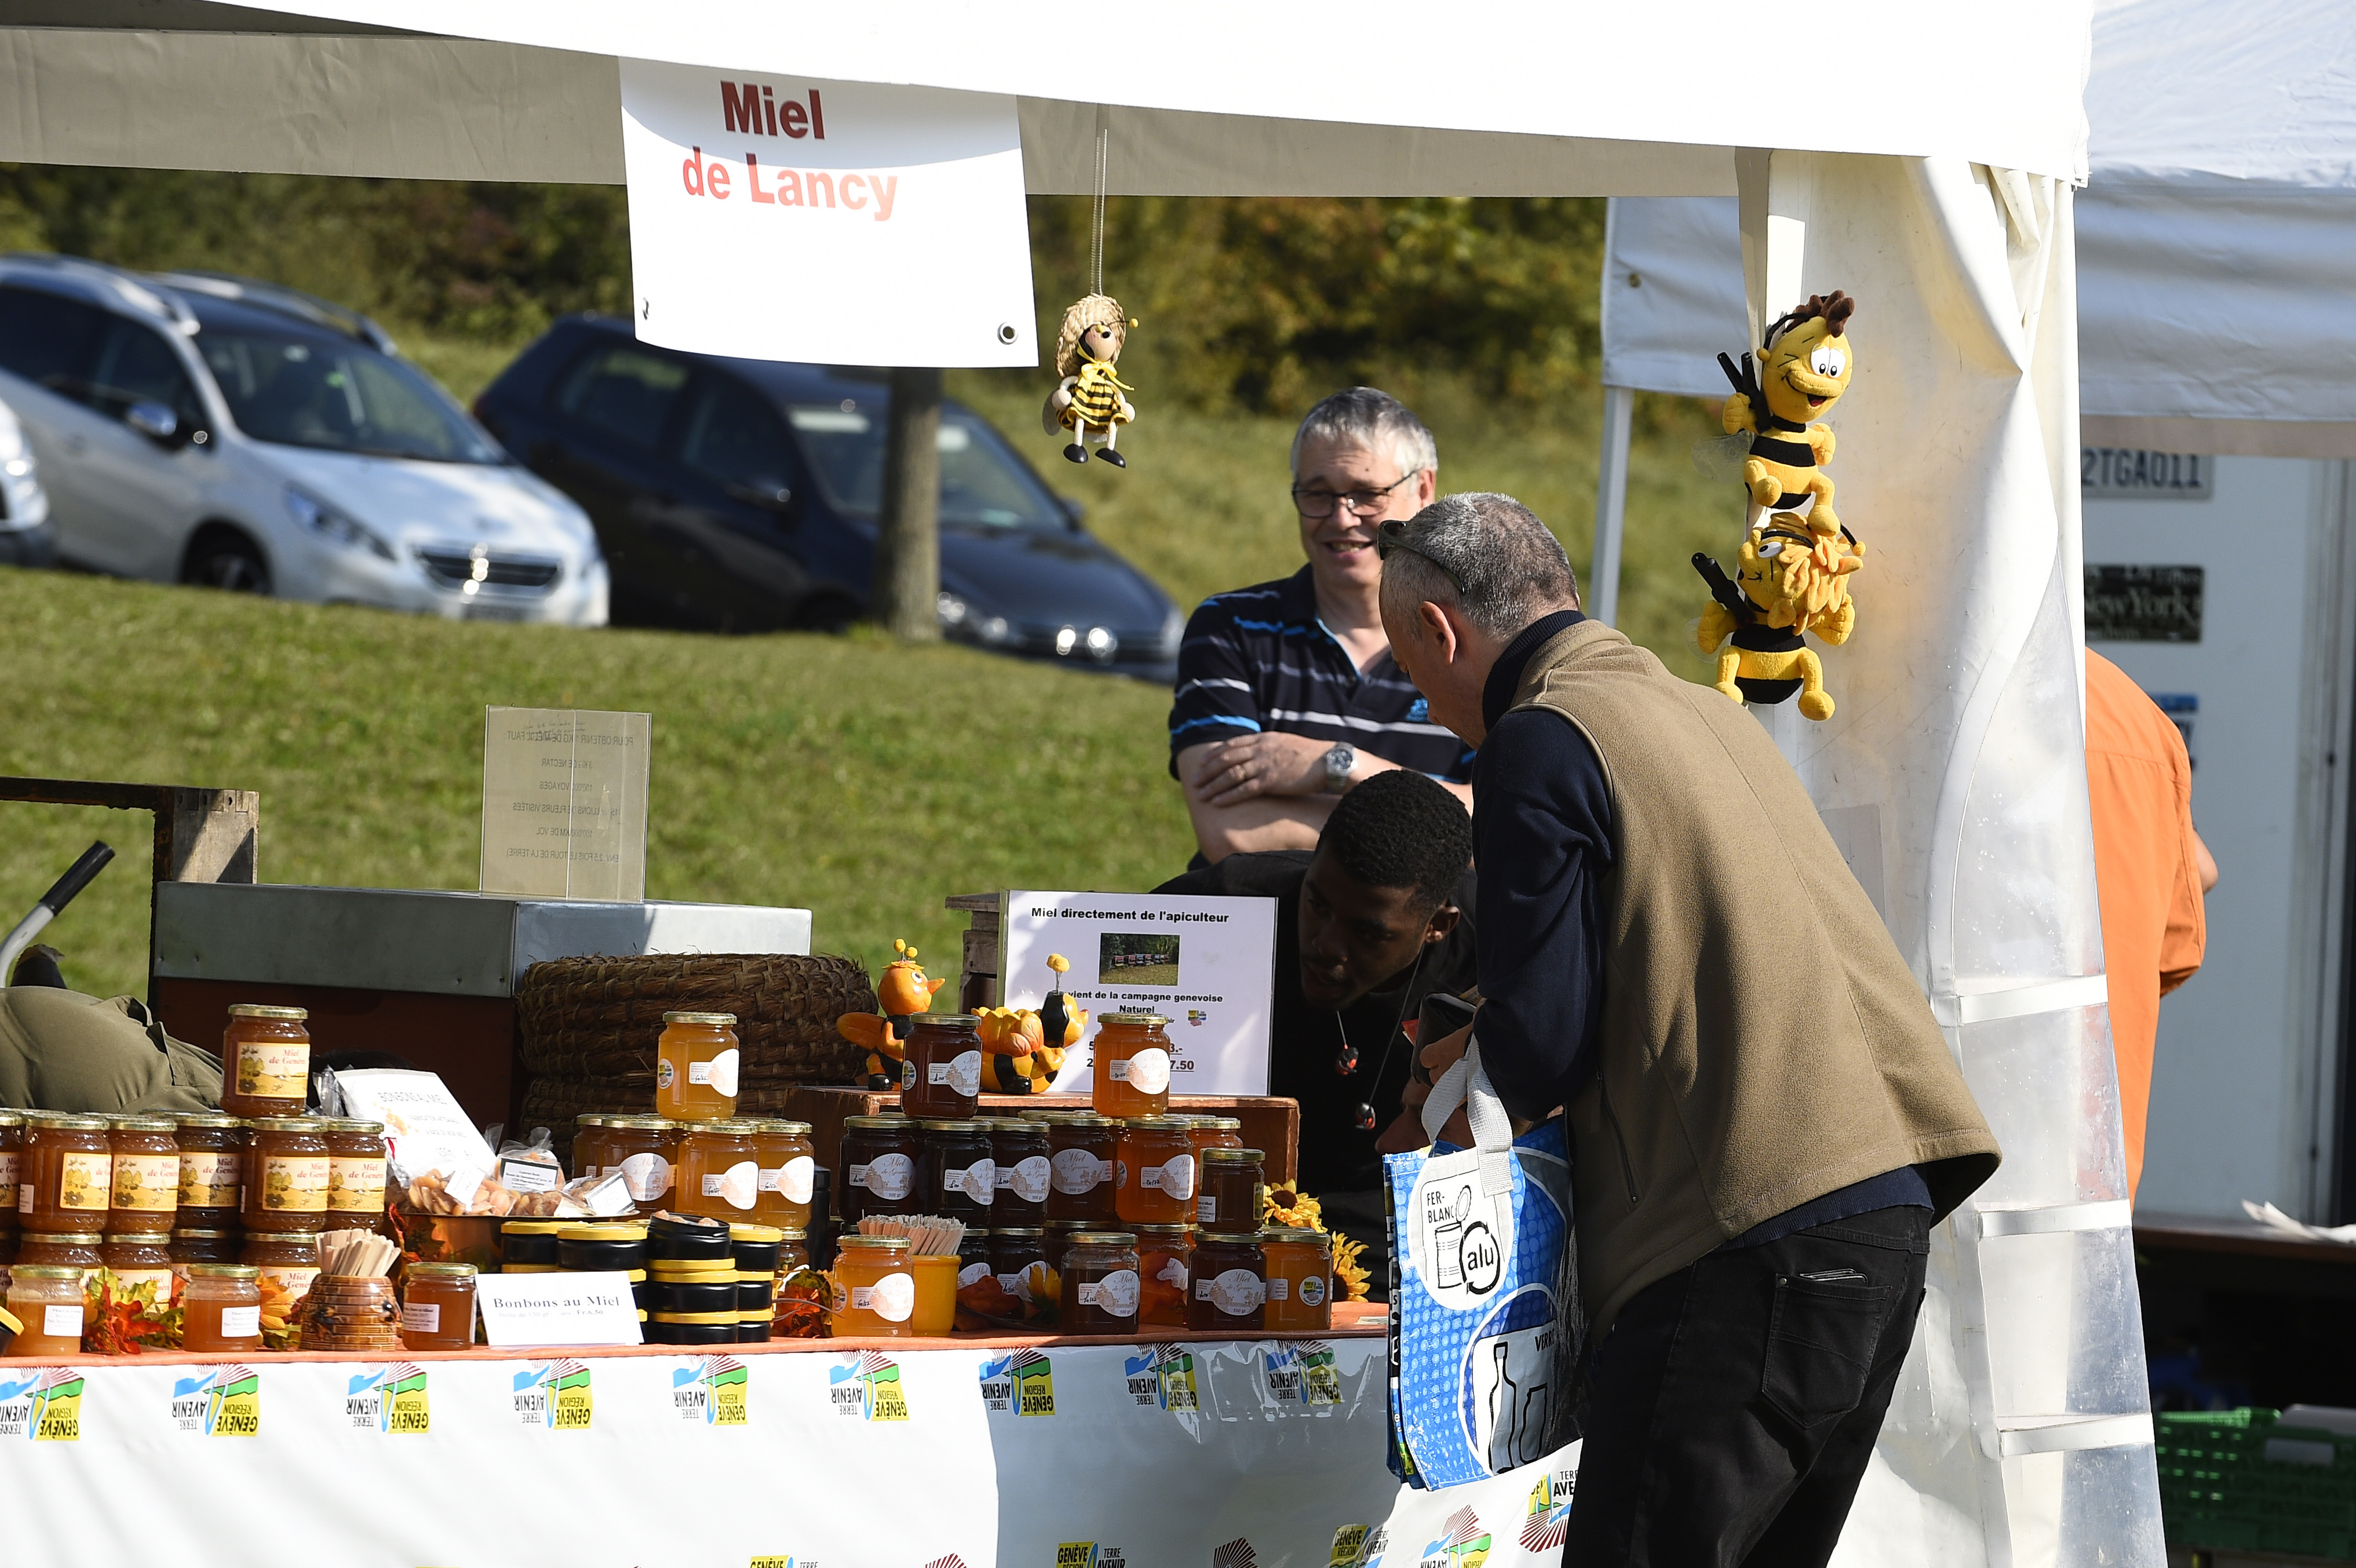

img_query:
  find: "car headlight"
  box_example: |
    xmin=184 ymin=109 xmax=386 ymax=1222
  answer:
xmin=285 ymin=484 xmax=395 ymax=561
xmin=938 ymin=592 xmax=969 ymax=628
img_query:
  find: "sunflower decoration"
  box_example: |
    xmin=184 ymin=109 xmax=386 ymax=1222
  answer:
xmin=1260 ymin=1185 xmax=1372 ymax=1303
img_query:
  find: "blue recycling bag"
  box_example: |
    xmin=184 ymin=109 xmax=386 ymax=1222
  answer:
xmin=1384 ymin=1043 xmax=1578 ymax=1490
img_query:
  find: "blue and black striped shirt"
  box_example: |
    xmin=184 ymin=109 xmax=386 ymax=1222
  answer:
xmin=1166 ymin=567 xmax=1478 ymax=783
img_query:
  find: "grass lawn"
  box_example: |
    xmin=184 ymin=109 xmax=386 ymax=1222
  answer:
xmin=1 ymin=331 xmax=1741 ymax=1007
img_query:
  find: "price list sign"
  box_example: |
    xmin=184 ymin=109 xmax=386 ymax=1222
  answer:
xmin=480 ymin=708 xmax=651 ymax=902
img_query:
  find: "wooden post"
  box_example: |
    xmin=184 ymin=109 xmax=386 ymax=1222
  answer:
xmin=873 ymin=365 xmax=942 ymax=641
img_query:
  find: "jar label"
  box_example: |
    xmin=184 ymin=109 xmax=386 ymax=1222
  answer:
xmin=401 ymin=1301 xmax=442 ymax=1333
xmin=1079 ymin=1268 xmax=1140 ymax=1317
xmin=0 ymin=1148 xmax=17 ymax=1203
xmin=856 ymin=1153 xmax=915 ymax=1200
xmin=259 ymin=1264 xmax=321 ymax=1297
xmin=1051 ymin=1148 xmax=1108 ymax=1194
xmin=619 ymin=1151 xmax=675 ymax=1202
xmin=855 ymin=1271 xmax=916 ymax=1322
xmin=760 ymin=1155 xmax=816 ymax=1202
xmin=945 ymin=1161 xmax=995 ymax=1205
xmin=235 ymin=1040 xmax=308 ymax=1100
xmin=43 ymin=1304 xmax=83 ymax=1338
xmin=260 ymin=1154 xmax=330 ymax=1212
xmin=1205 ymin=1268 xmax=1265 ymax=1316
xmin=657 ymin=1058 xmax=677 ymax=1089
xmin=1198 ymin=1194 xmax=1217 ymax=1223
xmin=1155 ymin=1255 xmax=1190 ymax=1290
xmin=497 ymin=1155 xmax=561 ymax=1194
xmin=60 ymin=1150 xmax=111 ymax=1212
xmin=689 ymin=1049 xmax=740 ymax=1099
xmin=218 ymin=1304 xmax=262 ymax=1339
xmin=111 ymin=1153 xmax=178 ymax=1211
xmin=1300 ymin=1274 xmax=1328 ymax=1307
xmin=957 ymin=1261 xmax=992 ymax=1288
xmin=110 ymin=1267 xmax=175 ymax=1296
xmin=902 ymin=1058 xmax=917 ymax=1091
xmin=1124 ymin=1048 xmax=1173 ymax=1096
xmin=945 ymin=1051 xmax=982 ymax=1099
xmin=702 ymin=1160 xmax=760 ymax=1210
xmin=329 ymin=1156 xmax=389 ymax=1210
xmin=1001 ymin=1155 xmax=1051 ymax=1203
xmin=179 ymin=1151 xmax=240 ymax=1208
xmin=1140 ymin=1155 xmax=1196 ymax=1201
xmin=1267 ymin=1277 xmax=1289 ymax=1301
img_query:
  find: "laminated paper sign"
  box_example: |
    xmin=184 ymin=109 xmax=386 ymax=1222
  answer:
xmin=998 ymin=891 xmax=1277 ymax=1097
xmin=619 ymin=58 xmax=1036 ymax=367
xmin=480 ymin=708 xmax=651 ymax=902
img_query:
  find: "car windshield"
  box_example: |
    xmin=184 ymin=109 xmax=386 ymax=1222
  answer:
xmin=196 ymin=328 xmax=502 ymax=463
xmin=786 ymin=403 xmax=1066 ymax=529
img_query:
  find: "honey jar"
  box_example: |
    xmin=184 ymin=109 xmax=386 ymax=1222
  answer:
xmin=750 ymin=1120 xmax=816 ymax=1228
xmin=776 ymin=1227 xmax=809 ymax=1275
xmin=901 ymin=1013 xmax=984 ymax=1118
xmin=914 ymin=1120 xmax=993 ymax=1227
xmin=838 ymin=1114 xmax=917 ymax=1226
xmin=101 ymin=1232 xmax=176 ymax=1301
xmin=218 ymin=1004 xmax=311 ymax=1119
xmin=1198 ymin=1147 xmax=1266 ymax=1229
xmin=1261 ymin=1227 xmax=1335 ymax=1330
xmin=243 ymin=1117 xmax=330 ymax=1232
xmin=986 ymin=1118 xmax=1050 ymax=1224
xmin=0 ymin=1110 xmax=22 ymax=1241
xmin=602 ymin=1115 xmax=681 ymax=1206
xmin=170 ymin=1230 xmax=240 ymax=1271
xmin=4 ymin=1265 xmax=85 ymax=1356
xmin=655 ymin=1011 xmax=739 ymax=1122
xmin=1135 ymin=1223 xmax=1193 ymax=1328
xmin=1114 ymin=1116 xmax=1196 ymax=1225
xmin=676 ymin=1120 xmax=761 ymax=1221
xmin=1185 ymin=1115 xmax=1245 ymax=1170
xmin=107 ymin=1115 xmax=180 ymax=1235
xmin=181 ymin=1264 xmax=264 ymax=1352
xmin=241 ymin=1230 xmax=323 ymax=1300
xmin=831 ymin=1234 xmax=915 ymax=1336
xmin=400 ymin=1261 xmax=479 ymax=1350
xmin=324 ymin=1119 xmax=389 ymax=1230
xmin=1091 ymin=1013 xmax=1174 ymax=1117
xmin=17 ymin=1232 xmax=101 ymax=1279
xmin=20 ymin=1112 xmax=112 ymax=1234
xmin=572 ymin=1114 xmax=611 ymax=1176
xmin=1188 ymin=1231 xmax=1266 ymax=1331
xmin=174 ymin=1114 xmax=246 ymax=1230
xmin=1041 ymin=1220 xmax=1088 ymax=1274
xmin=1044 ymin=1114 xmax=1118 ymax=1224
xmin=1060 ymin=1231 xmax=1141 ymax=1332
xmin=988 ymin=1227 xmax=1044 ymax=1294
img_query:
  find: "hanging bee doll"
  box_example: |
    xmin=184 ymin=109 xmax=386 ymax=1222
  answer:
xmin=1692 ymin=291 xmax=1865 ymax=720
xmin=1041 ymin=294 xmax=1137 ymax=468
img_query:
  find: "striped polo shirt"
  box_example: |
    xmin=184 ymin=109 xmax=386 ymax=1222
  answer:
xmin=1166 ymin=567 xmax=1477 ymax=782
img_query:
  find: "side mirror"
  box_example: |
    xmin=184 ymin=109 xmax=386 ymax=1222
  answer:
xmin=126 ymin=401 xmax=180 ymax=444
xmin=1061 ymin=495 xmax=1086 ymax=530
xmin=728 ymin=478 xmax=794 ymax=514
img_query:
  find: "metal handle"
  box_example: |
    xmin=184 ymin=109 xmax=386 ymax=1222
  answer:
xmin=41 ymin=841 xmax=115 ymax=914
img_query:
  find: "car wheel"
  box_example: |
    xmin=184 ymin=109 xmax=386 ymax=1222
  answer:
xmin=183 ymin=528 xmax=271 ymax=595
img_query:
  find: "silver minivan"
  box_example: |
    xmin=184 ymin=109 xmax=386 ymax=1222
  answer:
xmin=0 ymin=256 xmax=607 ymax=625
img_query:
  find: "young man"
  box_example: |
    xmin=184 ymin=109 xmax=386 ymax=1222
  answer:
xmin=1168 ymin=388 xmax=1472 ymax=864
xmin=1157 ymin=769 xmax=1476 ymax=1290
xmin=1379 ymin=492 xmax=2000 ymax=1567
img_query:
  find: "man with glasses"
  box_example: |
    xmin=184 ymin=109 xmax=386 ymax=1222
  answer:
xmin=1168 ymin=388 xmax=1474 ymax=863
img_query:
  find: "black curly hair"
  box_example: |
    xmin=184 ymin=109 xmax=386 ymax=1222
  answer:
xmin=1317 ymin=769 xmax=1474 ymax=911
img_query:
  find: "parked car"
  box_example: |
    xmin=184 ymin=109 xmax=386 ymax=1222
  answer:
xmin=0 ymin=255 xmax=608 ymax=625
xmin=473 ymin=315 xmax=1181 ymax=679
xmin=0 ymin=391 xmax=54 ymax=567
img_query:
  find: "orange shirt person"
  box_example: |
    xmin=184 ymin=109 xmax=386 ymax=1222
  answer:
xmin=2085 ymin=650 xmax=2215 ymax=1199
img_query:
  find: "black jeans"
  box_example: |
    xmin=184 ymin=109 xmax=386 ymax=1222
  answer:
xmin=1564 ymin=1205 xmax=1931 ymax=1567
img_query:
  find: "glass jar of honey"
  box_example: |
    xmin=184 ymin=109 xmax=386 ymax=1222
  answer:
xmin=1044 ymin=1114 xmax=1118 ymax=1223
xmin=602 ymin=1115 xmax=681 ymax=1208
xmin=1061 ymin=1231 xmax=1141 ymax=1333
xmin=986 ymin=1119 xmax=1050 ymax=1224
xmin=1261 ymin=1227 xmax=1335 ymax=1330
xmin=655 ymin=1011 xmax=739 ymax=1122
xmin=324 ymin=1120 xmax=389 ymax=1232
xmin=400 ymin=1261 xmax=479 ymax=1350
xmin=1186 ymin=1115 xmax=1245 ymax=1170
xmin=839 ymin=1114 xmax=918 ymax=1225
xmin=988 ymin=1227 xmax=1044 ymax=1294
xmin=1188 ymin=1231 xmax=1266 ymax=1331
xmin=901 ymin=1014 xmax=984 ymax=1118
xmin=20 ymin=1113 xmax=112 ymax=1234
xmin=4 ymin=1265 xmax=85 ymax=1356
xmin=1115 ymin=1117 xmax=1196 ymax=1225
xmin=571 ymin=1114 xmax=611 ymax=1176
xmin=219 ymin=1004 xmax=311 ymax=1119
xmin=240 ymin=1231 xmax=322 ymax=1301
xmin=107 ymin=1115 xmax=179 ymax=1235
xmin=831 ymin=1234 xmax=915 ymax=1336
xmin=1136 ymin=1224 xmax=1193 ymax=1328
xmin=1198 ymin=1147 xmax=1266 ymax=1229
xmin=0 ymin=1110 xmax=22 ymax=1241
xmin=676 ymin=1119 xmax=761 ymax=1221
xmin=182 ymin=1263 xmax=264 ymax=1352
xmin=170 ymin=1230 xmax=240 ymax=1272
xmin=243 ymin=1117 xmax=330 ymax=1232
xmin=1091 ymin=1013 xmax=1174 ymax=1117
xmin=776 ymin=1227 xmax=809 ymax=1275
xmin=18 ymin=1232 xmax=102 ymax=1279
xmin=914 ymin=1120 xmax=993 ymax=1227
xmin=101 ymin=1232 xmax=176 ymax=1301
xmin=750 ymin=1120 xmax=816 ymax=1228
xmin=174 ymin=1114 xmax=246 ymax=1230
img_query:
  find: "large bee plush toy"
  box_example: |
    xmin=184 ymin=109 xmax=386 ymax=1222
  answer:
xmin=1041 ymin=294 xmax=1137 ymax=468
xmin=1717 ymin=290 xmax=1855 ymax=537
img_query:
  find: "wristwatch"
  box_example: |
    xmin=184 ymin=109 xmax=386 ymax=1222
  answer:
xmin=1322 ymin=742 xmax=1359 ymax=794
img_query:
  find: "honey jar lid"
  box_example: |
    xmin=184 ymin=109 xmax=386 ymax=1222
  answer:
xmin=1263 ymin=1227 xmax=1330 ymax=1244
xmin=409 ymin=1261 xmax=479 ymax=1279
xmin=323 ymin=1118 xmax=386 ymax=1135
xmin=228 ymin=1004 xmax=308 ymax=1019
xmin=1049 ymin=1113 xmax=1118 ymax=1129
xmin=104 ymin=1232 xmax=172 ymax=1246
xmin=27 ymin=1232 xmax=103 ymax=1246
xmin=688 ymin=1118 xmax=763 ymax=1135
xmin=754 ymin=1120 xmax=812 ymax=1136
xmin=557 ymin=1222 xmax=647 ymax=1242
xmin=187 ymin=1263 xmax=260 ymax=1280
xmin=247 ymin=1116 xmax=323 ymax=1132
xmin=605 ymin=1115 xmax=680 ymax=1131
xmin=1132 ymin=1223 xmax=1195 ymax=1236
xmin=843 ymin=1114 xmax=912 ymax=1129
xmin=109 ymin=1114 xmax=178 ymax=1133
xmin=916 ymin=1118 xmax=981 ymax=1132
xmin=1099 ymin=1012 xmax=1170 ymax=1025
xmin=25 ymin=1111 xmax=109 ymax=1131
xmin=175 ymin=1113 xmax=245 ymax=1129
xmin=10 ymin=1264 xmax=85 ymax=1281
xmin=1204 ymin=1147 xmax=1266 ymax=1164
xmin=661 ymin=1011 xmax=737 ymax=1025
xmin=776 ymin=1227 xmax=808 ymax=1241
xmin=1201 ymin=1231 xmax=1266 ymax=1245
xmin=912 ymin=1012 xmax=982 ymax=1026
xmin=574 ymin=1113 xmax=609 ymax=1126
xmin=172 ymin=1229 xmax=236 ymax=1240
xmin=1120 ymin=1115 xmax=1190 ymax=1131
xmin=1065 ymin=1231 xmax=1139 ymax=1248
xmin=728 ymin=1223 xmax=785 ymax=1244
xmin=0 ymin=1110 xmax=21 ymax=1126
xmin=501 ymin=1220 xmax=567 ymax=1235
xmin=1208 ymin=1118 xmax=1244 ymax=1131
xmin=991 ymin=1226 xmax=1045 ymax=1237
xmin=834 ymin=1234 xmax=910 ymax=1255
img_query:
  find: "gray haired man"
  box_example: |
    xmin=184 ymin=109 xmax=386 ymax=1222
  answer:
xmin=1383 ymin=493 xmax=1999 ymax=1567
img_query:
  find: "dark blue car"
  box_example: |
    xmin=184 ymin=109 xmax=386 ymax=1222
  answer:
xmin=475 ymin=316 xmax=1180 ymax=680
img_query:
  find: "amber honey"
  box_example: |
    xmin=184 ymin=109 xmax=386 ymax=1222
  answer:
xmin=20 ymin=1113 xmax=112 ymax=1234
xmin=749 ymin=1120 xmax=816 ymax=1229
xmin=400 ymin=1261 xmax=478 ymax=1350
xmin=3 ymin=1265 xmax=85 ymax=1356
xmin=675 ymin=1120 xmax=761 ymax=1221
xmin=602 ymin=1116 xmax=681 ymax=1206
xmin=101 ymin=1233 xmax=175 ymax=1301
xmin=830 ymin=1235 xmax=914 ymax=1336
xmin=1260 ymin=1228 xmax=1334 ymax=1330
xmin=181 ymin=1264 xmax=263 ymax=1352
xmin=1114 ymin=1117 xmax=1195 ymax=1226
xmin=243 ymin=1118 xmax=330 ymax=1232
xmin=1135 ymin=1224 xmax=1193 ymax=1328
xmin=325 ymin=1120 xmax=389 ymax=1230
xmin=174 ymin=1114 xmax=245 ymax=1230
xmin=107 ymin=1116 xmax=179 ymax=1235
xmin=655 ymin=1011 xmax=739 ymax=1122
xmin=1090 ymin=1013 xmax=1173 ymax=1117
xmin=218 ymin=1004 xmax=310 ymax=1119
xmin=0 ymin=1111 xmax=22 ymax=1240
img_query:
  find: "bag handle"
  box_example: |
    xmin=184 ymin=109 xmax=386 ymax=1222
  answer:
xmin=1421 ymin=1037 xmax=1516 ymax=1196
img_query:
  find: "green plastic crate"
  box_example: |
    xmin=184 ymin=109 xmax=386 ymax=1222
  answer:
xmin=2157 ymin=1408 xmax=2356 ymax=1561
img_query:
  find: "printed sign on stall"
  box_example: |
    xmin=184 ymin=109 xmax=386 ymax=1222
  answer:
xmin=619 ymin=59 xmax=1035 ymax=369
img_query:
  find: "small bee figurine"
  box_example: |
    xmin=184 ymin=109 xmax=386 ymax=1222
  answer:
xmin=837 ymin=938 xmax=947 ymax=1090
xmin=1041 ymin=294 xmax=1137 ymax=468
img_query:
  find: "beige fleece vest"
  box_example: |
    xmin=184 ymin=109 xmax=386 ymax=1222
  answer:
xmin=1509 ymin=621 xmax=1999 ymax=1337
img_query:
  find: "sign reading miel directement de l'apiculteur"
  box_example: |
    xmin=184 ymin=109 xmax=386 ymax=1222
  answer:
xmin=619 ymin=59 xmax=1037 ymax=368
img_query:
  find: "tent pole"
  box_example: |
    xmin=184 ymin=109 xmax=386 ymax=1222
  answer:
xmin=1591 ymin=383 xmax=1633 ymax=626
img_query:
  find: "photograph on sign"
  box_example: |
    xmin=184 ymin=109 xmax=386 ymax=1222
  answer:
xmin=997 ymin=891 xmax=1275 ymax=1096
xmin=619 ymin=59 xmax=1035 ymax=368
xmin=480 ymin=707 xmax=651 ymax=902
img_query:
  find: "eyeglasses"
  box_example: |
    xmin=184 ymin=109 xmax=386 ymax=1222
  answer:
xmin=1292 ymin=469 xmax=1423 ymax=520
xmin=1374 ymin=517 xmax=1465 ymax=595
